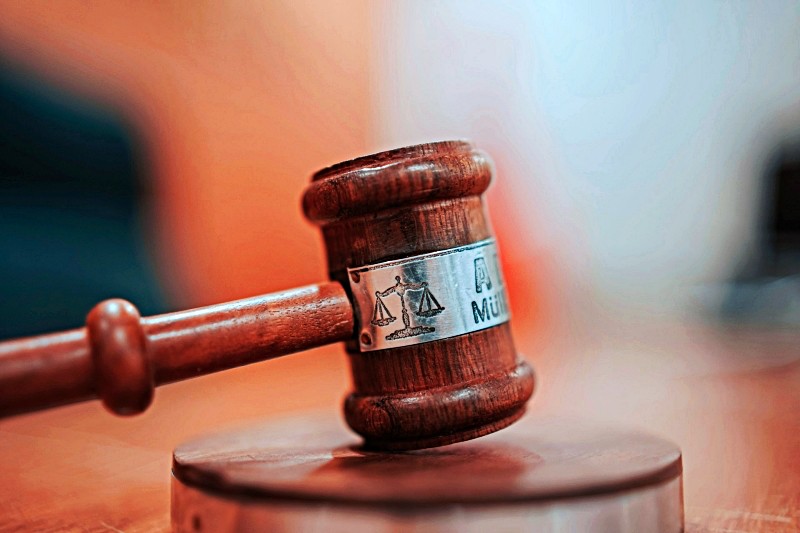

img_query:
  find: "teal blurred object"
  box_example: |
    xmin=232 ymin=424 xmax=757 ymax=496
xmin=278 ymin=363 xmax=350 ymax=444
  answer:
xmin=0 ymin=62 xmax=165 ymax=339
xmin=718 ymin=139 xmax=800 ymax=326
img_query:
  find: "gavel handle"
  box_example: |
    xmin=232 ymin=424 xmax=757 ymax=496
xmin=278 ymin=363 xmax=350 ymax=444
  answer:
xmin=0 ymin=282 xmax=354 ymax=418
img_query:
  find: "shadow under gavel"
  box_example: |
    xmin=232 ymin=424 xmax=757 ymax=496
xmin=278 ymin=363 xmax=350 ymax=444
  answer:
xmin=0 ymin=141 xmax=535 ymax=451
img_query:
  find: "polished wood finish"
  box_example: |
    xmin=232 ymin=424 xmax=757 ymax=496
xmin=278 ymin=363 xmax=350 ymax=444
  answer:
xmin=87 ymin=299 xmax=152 ymax=416
xmin=171 ymin=415 xmax=683 ymax=532
xmin=0 ymin=283 xmax=353 ymax=417
xmin=304 ymin=141 xmax=535 ymax=450
xmin=1 ymin=321 xmax=798 ymax=531
xmin=0 ymin=140 xmax=533 ymax=451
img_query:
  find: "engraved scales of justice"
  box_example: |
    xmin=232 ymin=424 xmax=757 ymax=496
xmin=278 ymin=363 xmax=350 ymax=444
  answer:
xmin=371 ymin=276 xmax=445 ymax=340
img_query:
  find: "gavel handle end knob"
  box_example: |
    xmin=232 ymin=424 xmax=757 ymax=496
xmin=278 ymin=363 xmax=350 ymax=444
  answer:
xmin=86 ymin=299 xmax=153 ymax=416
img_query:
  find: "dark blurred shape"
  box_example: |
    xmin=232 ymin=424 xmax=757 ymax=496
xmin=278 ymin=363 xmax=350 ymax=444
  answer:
xmin=0 ymin=61 xmax=164 ymax=339
xmin=769 ymin=144 xmax=800 ymax=263
xmin=722 ymin=136 xmax=800 ymax=325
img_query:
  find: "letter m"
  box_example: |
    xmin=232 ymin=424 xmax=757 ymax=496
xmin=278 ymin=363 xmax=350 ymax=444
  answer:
xmin=472 ymin=299 xmax=489 ymax=324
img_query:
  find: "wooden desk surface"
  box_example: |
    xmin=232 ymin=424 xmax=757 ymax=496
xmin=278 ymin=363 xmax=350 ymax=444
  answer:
xmin=1 ymin=319 xmax=798 ymax=532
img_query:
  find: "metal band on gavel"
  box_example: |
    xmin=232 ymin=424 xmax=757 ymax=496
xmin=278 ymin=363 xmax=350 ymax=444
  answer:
xmin=348 ymin=239 xmax=510 ymax=352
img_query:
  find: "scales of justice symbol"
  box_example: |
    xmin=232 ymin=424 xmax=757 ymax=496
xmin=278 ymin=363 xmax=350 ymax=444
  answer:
xmin=371 ymin=276 xmax=445 ymax=340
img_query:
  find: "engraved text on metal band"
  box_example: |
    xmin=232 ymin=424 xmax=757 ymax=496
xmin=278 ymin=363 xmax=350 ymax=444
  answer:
xmin=348 ymin=239 xmax=510 ymax=352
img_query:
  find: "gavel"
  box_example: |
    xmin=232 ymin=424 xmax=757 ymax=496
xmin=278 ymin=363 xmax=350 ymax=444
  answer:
xmin=0 ymin=141 xmax=535 ymax=451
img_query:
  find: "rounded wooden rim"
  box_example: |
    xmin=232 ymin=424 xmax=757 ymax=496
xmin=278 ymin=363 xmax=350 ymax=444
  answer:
xmin=302 ymin=140 xmax=493 ymax=223
xmin=311 ymin=140 xmax=473 ymax=182
xmin=172 ymin=415 xmax=683 ymax=507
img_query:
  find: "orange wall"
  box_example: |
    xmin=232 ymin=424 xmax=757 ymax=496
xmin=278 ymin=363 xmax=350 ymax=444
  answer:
xmin=0 ymin=1 xmax=553 ymax=384
xmin=0 ymin=0 xmax=371 ymax=306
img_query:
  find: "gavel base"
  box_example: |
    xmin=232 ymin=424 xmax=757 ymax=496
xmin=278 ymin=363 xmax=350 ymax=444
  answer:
xmin=171 ymin=414 xmax=683 ymax=533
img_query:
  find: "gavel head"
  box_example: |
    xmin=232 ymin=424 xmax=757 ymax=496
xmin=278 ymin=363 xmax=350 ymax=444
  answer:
xmin=303 ymin=141 xmax=535 ymax=450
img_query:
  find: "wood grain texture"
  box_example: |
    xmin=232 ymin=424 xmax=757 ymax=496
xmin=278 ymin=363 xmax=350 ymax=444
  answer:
xmin=172 ymin=415 xmax=682 ymax=504
xmin=0 ymin=282 xmax=353 ymax=417
xmin=0 ymin=140 xmax=533 ymax=453
xmin=303 ymin=141 xmax=535 ymax=450
xmin=0 ymin=322 xmax=798 ymax=531
xmin=170 ymin=415 xmax=683 ymax=532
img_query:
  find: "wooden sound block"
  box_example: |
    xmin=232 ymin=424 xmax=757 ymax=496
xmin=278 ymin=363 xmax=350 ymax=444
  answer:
xmin=171 ymin=414 xmax=683 ymax=532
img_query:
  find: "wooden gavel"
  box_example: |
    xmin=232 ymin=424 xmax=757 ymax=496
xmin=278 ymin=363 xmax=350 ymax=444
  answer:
xmin=0 ymin=141 xmax=535 ymax=451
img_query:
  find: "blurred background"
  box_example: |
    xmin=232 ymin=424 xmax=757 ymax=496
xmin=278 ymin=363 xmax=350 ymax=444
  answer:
xmin=1 ymin=1 xmax=799 ymax=336
xmin=0 ymin=2 xmax=798 ymax=531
